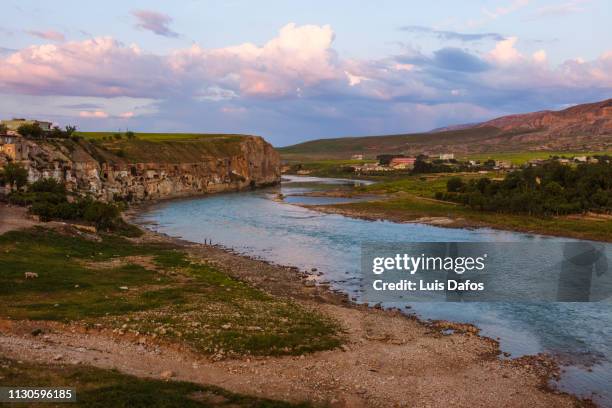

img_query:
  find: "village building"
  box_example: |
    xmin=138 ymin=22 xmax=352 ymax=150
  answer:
xmin=439 ymin=153 xmax=454 ymax=160
xmin=351 ymin=154 xmax=364 ymax=160
xmin=573 ymin=156 xmax=587 ymax=162
xmin=389 ymin=157 xmax=416 ymax=169
xmin=0 ymin=118 xmax=53 ymax=134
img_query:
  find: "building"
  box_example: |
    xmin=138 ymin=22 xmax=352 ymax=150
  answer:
xmin=389 ymin=157 xmax=416 ymax=169
xmin=351 ymin=154 xmax=364 ymax=160
xmin=573 ymin=156 xmax=587 ymax=163
xmin=0 ymin=118 xmax=53 ymax=132
xmin=439 ymin=153 xmax=454 ymax=160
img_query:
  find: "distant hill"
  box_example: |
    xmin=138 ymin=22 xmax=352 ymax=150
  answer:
xmin=279 ymin=99 xmax=612 ymax=160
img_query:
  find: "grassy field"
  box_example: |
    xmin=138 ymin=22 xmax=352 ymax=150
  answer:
xmin=0 ymin=228 xmax=342 ymax=357
xmin=77 ymin=132 xmax=248 ymax=143
xmin=461 ymin=151 xmax=611 ymax=165
xmin=357 ymin=173 xmax=494 ymax=196
xmin=277 ymin=127 xmax=504 ymax=161
xmin=74 ymin=133 xmax=252 ymax=163
xmin=0 ymin=357 xmax=310 ymax=407
xmin=335 ymin=194 xmax=612 ymax=242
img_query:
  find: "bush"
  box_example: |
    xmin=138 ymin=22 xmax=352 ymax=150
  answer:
xmin=17 ymin=123 xmax=43 ymax=138
xmin=442 ymin=162 xmax=612 ymax=216
xmin=2 ymin=163 xmax=28 ymax=189
xmin=446 ymin=177 xmax=465 ymax=193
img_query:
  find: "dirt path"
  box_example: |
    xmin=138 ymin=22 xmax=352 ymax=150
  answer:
xmin=0 ymin=302 xmax=581 ymax=408
xmin=0 ymin=204 xmax=41 ymax=234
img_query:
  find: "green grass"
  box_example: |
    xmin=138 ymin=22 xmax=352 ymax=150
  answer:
xmin=277 ymin=127 xmax=504 ymax=160
xmin=75 ymin=132 xmax=254 ymax=163
xmin=78 ymin=132 xmax=250 ymax=142
xmin=0 ymin=357 xmax=312 ymax=407
xmin=335 ymin=194 xmax=612 ymax=241
xmin=461 ymin=151 xmax=611 ymax=165
xmin=0 ymin=228 xmax=342 ymax=356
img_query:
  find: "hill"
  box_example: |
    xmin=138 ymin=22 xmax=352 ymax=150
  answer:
xmin=278 ymin=99 xmax=612 ymax=161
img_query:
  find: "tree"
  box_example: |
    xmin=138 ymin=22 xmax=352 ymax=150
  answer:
xmin=125 ymin=131 xmax=136 ymax=139
xmin=2 ymin=163 xmax=28 ymax=189
xmin=17 ymin=123 xmax=43 ymax=138
xmin=446 ymin=177 xmax=465 ymax=193
xmin=65 ymin=125 xmax=77 ymax=137
xmin=0 ymin=123 xmax=7 ymax=134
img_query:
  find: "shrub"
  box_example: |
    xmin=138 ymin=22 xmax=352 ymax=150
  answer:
xmin=446 ymin=177 xmax=465 ymax=193
xmin=2 ymin=163 xmax=28 ymax=189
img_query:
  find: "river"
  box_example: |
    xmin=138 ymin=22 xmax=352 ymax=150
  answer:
xmin=138 ymin=175 xmax=612 ymax=407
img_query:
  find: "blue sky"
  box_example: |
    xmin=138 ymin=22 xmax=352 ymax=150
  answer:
xmin=1 ymin=0 xmax=611 ymax=146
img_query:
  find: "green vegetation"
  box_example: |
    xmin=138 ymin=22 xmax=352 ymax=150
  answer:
xmin=287 ymin=159 xmax=375 ymax=178
xmin=278 ymin=127 xmax=504 ymax=161
xmin=0 ymin=228 xmax=342 ymax=356
xmin=338 ymin=193 xmax=612 ymax=241
xmin=77 ymin=133 xmax=251 ymax=163
xmin=358 ymin=173 xmax=491 ymax=196
xmin=7 ymin=178 xmax=134 ymax=233
xmin=78 ymin=132 xmax=249 ymax=143
xmin=0 ymin=162 xmax=28 ymax=189
xmin=0 ymin=357 xmax=311 ymax=407
xmin=462 ymin=151 xmax=612 ymax=165
xmin=437 ymin=162 xmax=612 ymax=216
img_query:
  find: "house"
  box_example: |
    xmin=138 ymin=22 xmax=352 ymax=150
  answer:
xmin=494 ymin=160 xmax=512 ymax=169
xmin=351 ymin=154 xmax=364 ymax=160
xmin=0 ymin=118 xmax=53 ymax=132
xmin=389 ymin=157 xmax=416 ymax=169
xmin=573 ymin=156 xmax=587 ymax=163
xmin=439 ymin=153 xmax=454 ymax=160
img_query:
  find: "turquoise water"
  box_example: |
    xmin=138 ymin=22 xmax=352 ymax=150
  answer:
xmin=139 ymin=176 xmax=612 ymax=407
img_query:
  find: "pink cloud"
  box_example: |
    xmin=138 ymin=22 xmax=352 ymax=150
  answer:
xmin=26 ymin=30 xmax=65 ymax=42
xmin=79 ymin=110 xmax=109 ymax=118
xmin=132 ymin=9 xmax=178 ymax=38
xmin=119 ymin=111 xmax=135 ymax=118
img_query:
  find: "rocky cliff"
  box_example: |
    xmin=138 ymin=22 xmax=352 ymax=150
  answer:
xmin=20 ymin=135 xmax=280 ymax=201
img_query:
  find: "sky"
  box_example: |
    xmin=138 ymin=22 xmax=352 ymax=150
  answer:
xmin=0 ymin=0 xmax=611 ymax=146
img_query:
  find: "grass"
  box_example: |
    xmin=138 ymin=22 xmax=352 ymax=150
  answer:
xmin=286 ymin=159 xmax=376 ymax=178
xmin=0 ymin=228 xmax=342 ymax=357
xmin=78 ymin=132 xmax=250 ymax=143
xmin=277 ymin=127 xmax=504 ymax=160
xmin=0 ymin=357 xmax=312 ymax=407
xmin=333 ymin=194 xmax=612 ymax=242
xmin=461 ymin=151 xmax=612 ymax=165
xmin=74 ymin=132 xmax=253 ymax=163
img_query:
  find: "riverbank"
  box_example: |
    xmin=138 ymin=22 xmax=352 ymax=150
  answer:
xmin=303 ymin=192 xmax=612 ymax=242
xmin=0 ymin=204 xmax=595 ymax=407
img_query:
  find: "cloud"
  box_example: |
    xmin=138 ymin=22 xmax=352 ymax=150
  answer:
xmin=0 ymin=37 xmax=171 ymax=97
xmin=26 ymin=30 xmax=65 ymax=42
xmin=487 ymin=37 xmax=522 ymax=64
xmin=1 ymin=22 xmax=612 ymax=143
xmin=531 ymin=0 xmax=588 ymax=18
xmin=433 ymin=48 xmax=491 ymax=72
xmin=0 ymin=46 xmax=18 ymax=56
xmin=131 ymin=9 xmax=178 ymax=38
xmin=79 ymin=110 xmax=109 ymax=118
xmin=399 ymin=25 xmax=504 ymax=42
xmin=468 ymin=0 xmax=531 ymax=27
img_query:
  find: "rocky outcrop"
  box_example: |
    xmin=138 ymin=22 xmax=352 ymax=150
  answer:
xmin=21 ymin=135 xmax=280 ymax=201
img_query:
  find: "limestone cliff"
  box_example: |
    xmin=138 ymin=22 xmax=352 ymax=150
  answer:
xmin=21 ymin=135 xmax=280 ymax=201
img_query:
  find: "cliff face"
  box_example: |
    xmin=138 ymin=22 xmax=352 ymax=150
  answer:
xmin=23 ymin=135 xmax=280 ymax=201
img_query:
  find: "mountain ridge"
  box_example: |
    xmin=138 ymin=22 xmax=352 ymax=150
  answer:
xmin=279 ymin=98 xmax=612 ymax=159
